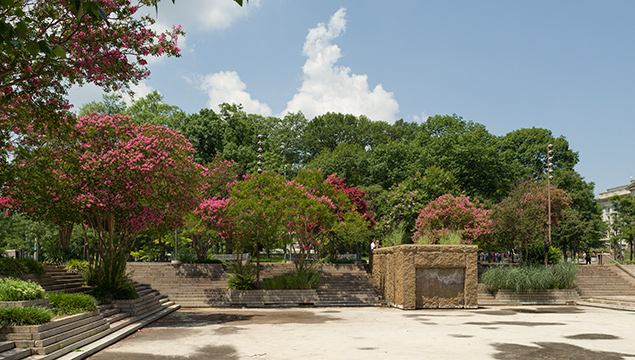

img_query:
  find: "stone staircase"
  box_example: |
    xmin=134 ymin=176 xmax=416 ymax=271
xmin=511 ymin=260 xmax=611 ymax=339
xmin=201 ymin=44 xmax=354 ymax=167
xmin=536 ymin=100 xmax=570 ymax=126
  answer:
xmin=0 ymin=283 xmax=179 ymax=360
xmin=126 ymin=263 xmax=229 ymax=307
xmin=575 ymin=264 xmax=635 ymax=298
xmin=126 ymin=262 xmax=381 ymax=307
xmin=315 ymin=264 xmax=381 ymax=306
xmin=19 ymin=265 xmax=91 ymax=295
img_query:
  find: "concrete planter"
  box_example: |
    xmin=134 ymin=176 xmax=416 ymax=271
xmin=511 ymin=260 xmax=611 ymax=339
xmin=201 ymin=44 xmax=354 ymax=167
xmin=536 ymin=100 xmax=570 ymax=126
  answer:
xmin=0 ymin=298 xmax=50 ymax=309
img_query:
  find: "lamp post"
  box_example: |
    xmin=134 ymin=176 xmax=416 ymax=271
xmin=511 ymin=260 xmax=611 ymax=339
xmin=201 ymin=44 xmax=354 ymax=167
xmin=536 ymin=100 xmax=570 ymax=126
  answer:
xmin=546 ymin=144 xmax=554 ymax=266
xmin=257 ymin=134 xmax=263 ymax=174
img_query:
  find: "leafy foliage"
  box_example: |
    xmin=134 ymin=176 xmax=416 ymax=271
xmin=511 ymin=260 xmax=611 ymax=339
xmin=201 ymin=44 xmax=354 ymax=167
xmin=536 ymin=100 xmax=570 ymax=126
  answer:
xmin=413 ymin=194 xmax=492 ymax=245
xmin=0 ymin=277 xmax=45 ymax=301
xmin=490 ymin=181 xmax=571 ymax=261
xmin=0 ymin=258 xmax=45 ymax=278
xmin=262 ymin=269 xmax=320 ymax=290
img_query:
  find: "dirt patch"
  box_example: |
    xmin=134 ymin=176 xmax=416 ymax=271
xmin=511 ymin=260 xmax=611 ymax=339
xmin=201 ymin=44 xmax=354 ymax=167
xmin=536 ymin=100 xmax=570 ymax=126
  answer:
xmin=450 ymin=334 xmax=474 ymax=338
xmin=466 ymin=321 xmax=565 ymax=327
xmin=492 ymin=342 xmax=634 ymax=360
xmin=565 ymin=333 xmax=621 ymax=340
xmin=358 ymin=347 xmax=378 ymax=350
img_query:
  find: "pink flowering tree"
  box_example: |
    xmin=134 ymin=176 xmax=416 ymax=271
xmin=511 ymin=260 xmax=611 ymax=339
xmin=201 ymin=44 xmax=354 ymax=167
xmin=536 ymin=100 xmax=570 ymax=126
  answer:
xmin=413 ymin=194 xmax=492 ymax=245
xmin=6 ymin=113 xmax=205 ymax=294
xmin=378 ymin=166 xmax=461 ymax=245
xmin=1 ymin=1 xmax=184 ymax=135
xmin=293 ymin=169 xmax=374 ymax=262
xmin=185 ymin=197 xmax=233 ymax=263
xmin=490 ymin=181 xmax=571 ymax=264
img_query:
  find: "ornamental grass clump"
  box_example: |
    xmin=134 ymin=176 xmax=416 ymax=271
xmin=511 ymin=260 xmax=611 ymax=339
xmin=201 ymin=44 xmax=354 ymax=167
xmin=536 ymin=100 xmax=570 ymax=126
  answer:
xmin=45 ymin=293 xmax=97 ymax=316
xmin=262 ymin=269 xmax=321 ymax=290
xmin=0 ymin=306 xmax=54 ymax=326
xmin=481 ymin=263 xmax=578 ymax=294
xmin=0 ymin=278 xmax=45 ymax=301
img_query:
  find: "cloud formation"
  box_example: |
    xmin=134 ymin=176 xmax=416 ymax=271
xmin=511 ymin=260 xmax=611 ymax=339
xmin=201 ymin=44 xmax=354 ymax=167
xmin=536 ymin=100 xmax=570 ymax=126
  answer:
xmin=281 ymin=8 xmax=399 ymax=122
xmin=199 ymin=71 xmax=273 ymax=116
xmin=152 ymin=0 xmax=261 ymax=33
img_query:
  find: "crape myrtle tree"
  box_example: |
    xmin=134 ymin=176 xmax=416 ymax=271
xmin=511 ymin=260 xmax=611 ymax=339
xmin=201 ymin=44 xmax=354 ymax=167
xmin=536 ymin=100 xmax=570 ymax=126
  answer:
xmin=1 ymin=0 xmax=184 ymax=133
xmin=413 ymin=194 xmax=492 ymax=246
xmin=293 ymin=170 xmax=374 ymax=261
xmin=377 ymin=166 xmax=460 ymax=246
xmin=180 ymin=156 xmax=238 ymax=262
xmin=6 ymin=113 xmax=205 ymax=295
xmin=490 ymin=181 xmax=571 ymax=265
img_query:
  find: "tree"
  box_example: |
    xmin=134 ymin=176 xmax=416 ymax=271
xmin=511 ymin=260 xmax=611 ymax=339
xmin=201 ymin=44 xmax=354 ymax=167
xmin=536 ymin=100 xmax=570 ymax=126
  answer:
xmin=301 ymin=112 xmax=372 ymax=162
xmin=306 ymin=143 xmax=370 ymax=187
xmin=6 ymin=113 xmax=205 ymax=294
xmin=415 ymin=114 xmax=514 ymax=202
xmin=376 ymin=166 xmax=461 ymax=244
xmin=78 ymin=93 xmax=127 ymax=116
xmin=609 ymin=195 xmax=635 ymax=261
xmin=490 ymin=181 xmax=571 ymax=264
xmin=1 ymin=0 xmax=184 ymax=133
xmin=413 ymin=194 xmax=492 ymax=245
xmin=125 ymin=90 xmax=186 ymax=129
xmin=496 ymin=127 xmax=579 ymax=180
xmin=182 ymin=108 xmax=226 ymax=165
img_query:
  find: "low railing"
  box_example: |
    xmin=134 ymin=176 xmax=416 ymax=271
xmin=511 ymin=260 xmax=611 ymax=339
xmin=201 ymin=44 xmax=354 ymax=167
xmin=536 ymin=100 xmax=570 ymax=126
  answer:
xmin=602 ymin=252 xmax=635 ymax=281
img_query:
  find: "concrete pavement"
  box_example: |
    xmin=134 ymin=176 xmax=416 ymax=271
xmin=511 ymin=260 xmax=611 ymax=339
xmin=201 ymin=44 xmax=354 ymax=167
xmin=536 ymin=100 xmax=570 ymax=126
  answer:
xmin=86 ymin=306 xmax=635 ymax=360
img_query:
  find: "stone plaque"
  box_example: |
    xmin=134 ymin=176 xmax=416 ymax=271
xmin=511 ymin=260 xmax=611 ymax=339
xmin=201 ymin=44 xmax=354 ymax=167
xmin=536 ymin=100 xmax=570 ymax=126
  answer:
xmin=416 ymin=267 xmax=465 ymax=308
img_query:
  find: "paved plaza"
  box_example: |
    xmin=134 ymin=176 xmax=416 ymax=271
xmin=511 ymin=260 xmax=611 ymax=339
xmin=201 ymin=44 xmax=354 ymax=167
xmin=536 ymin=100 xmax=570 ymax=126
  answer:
xmin=87 ymin=305 xmax=635 ymax=360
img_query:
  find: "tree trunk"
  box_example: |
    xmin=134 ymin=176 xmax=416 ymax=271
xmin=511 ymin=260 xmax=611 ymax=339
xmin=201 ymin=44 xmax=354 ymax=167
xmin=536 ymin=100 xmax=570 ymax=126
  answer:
xmin=58 ymin=223 xmax=73 ymax=249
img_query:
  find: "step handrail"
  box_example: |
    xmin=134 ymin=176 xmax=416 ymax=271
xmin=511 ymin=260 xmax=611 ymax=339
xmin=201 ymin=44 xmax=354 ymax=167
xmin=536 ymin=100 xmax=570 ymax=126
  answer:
xmin=602 ymin=252 xmax=635 ymax=282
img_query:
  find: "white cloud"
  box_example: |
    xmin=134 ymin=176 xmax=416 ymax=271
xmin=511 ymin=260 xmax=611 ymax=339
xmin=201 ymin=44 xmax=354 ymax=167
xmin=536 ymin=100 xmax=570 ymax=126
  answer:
xmin=413 ymin=111 xmax=430 ymax=123
xmin=121 ymin=82 xmax=156 ymax=106
xmin=281 ymin=7 xmax=399 ymax=122
xmin=151 ymin=0 xmax=261 ymax=33
xmin=199 ymin=71 xmax=272 ymax=116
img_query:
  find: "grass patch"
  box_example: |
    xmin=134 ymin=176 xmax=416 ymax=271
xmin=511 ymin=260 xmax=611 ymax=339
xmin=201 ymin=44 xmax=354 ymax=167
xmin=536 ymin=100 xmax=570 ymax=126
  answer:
xmin=45 ymin=293 xmax=97 ymax=316
xmin=0 ymin=277 xmax=45 ymax=301
xmin=0 ymin=305 xmax=54 ymax=326
xmin=481 ymin=262 xmax=578 ymax=294
xmin=262 ymin=269 xmax=321 ymax=290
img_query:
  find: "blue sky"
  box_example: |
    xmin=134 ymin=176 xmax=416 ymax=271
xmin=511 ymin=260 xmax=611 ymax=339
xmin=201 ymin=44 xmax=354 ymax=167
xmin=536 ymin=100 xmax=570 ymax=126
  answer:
xmin=68 ymin=1 xmax=635 ymax=196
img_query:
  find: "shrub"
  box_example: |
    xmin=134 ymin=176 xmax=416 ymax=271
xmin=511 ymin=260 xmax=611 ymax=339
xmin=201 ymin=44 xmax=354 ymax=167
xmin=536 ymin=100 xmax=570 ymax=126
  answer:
xmin=0 ymin=306 xmax=54 ymax=326
xmin=262 ymin=269 xmax=321 ymax=290
xmin=0 ymin=258 xmax=45 ymax=278
xmin=45 ymin=293 xmax=97 ymax=316
xmin=481 ymin=263 xmax=578 ymax=294
xmin=0 ymin=278 xmax=45 ymax=301
xmin=526 ymin=243 xmax=563 ymax=265
xmin=65 ymin=259 xmax=89 ymax=276
xmin=92 ymin=281 xmax=139 ymax=303
xmin=227 ymin=262 xmax=255 ymax=290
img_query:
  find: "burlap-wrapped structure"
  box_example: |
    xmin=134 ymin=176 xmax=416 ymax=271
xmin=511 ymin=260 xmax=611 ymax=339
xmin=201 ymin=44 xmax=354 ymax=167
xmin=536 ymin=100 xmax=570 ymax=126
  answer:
xmin=371 ymin=245 xmax=478 ymax=309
